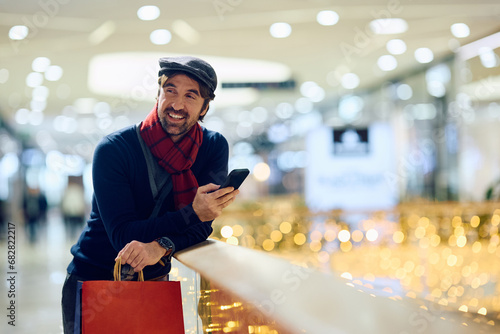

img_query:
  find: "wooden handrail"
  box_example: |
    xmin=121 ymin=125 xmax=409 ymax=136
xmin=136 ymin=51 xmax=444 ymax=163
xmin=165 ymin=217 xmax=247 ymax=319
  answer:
xmin=175 ymin=239 xmax=495 ymax=334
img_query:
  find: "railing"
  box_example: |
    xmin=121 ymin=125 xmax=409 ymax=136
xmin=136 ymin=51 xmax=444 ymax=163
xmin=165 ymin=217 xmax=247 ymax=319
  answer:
xmin=171 ymin=239 xmax=497 ymax=334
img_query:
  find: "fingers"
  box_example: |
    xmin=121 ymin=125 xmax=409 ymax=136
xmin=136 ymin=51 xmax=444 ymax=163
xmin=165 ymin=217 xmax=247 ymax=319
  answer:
xmin=115 ymin=241 xmax=147 ymax=272
xmin=211 ymin=186 xmax=237 ymax=199
xmin=198 ymin=183 xmax=220 ymax=194
xmin=116 ymin=240 xmax=167 ymax=272
xmin=217 ymin=189 xmax=239 ymax=207
xmin=193 ymin=186 xmax=240 ymax=222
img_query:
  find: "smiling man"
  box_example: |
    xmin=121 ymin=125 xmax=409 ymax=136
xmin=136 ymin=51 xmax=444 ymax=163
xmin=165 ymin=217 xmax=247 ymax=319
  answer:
xmin=61 ymin=56 xmax=239 ymax=333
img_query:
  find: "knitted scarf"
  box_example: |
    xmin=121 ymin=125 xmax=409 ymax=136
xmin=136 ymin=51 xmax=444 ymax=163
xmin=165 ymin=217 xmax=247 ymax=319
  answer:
xmin=140 ymin=104 xmax=203 ymax=209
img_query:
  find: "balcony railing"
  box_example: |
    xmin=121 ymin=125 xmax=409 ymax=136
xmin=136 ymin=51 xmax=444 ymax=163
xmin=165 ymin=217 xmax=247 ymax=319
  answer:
xmin=171 ymin=239 xmax=497 ymax=334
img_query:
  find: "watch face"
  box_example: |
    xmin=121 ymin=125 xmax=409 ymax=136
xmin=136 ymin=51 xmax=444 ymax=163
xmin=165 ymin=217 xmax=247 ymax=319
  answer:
xmin=156 ymin=237 xmax=172 ymax=250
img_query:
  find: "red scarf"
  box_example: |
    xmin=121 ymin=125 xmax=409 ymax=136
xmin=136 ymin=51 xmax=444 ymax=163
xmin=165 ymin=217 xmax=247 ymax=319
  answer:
xmin=140 ymin=104 xmax=203 ymax=209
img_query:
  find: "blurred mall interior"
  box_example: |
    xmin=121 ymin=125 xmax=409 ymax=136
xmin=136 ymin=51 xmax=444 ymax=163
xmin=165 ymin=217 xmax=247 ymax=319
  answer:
xmin=1 ymin=1 xmax=500 ymax=333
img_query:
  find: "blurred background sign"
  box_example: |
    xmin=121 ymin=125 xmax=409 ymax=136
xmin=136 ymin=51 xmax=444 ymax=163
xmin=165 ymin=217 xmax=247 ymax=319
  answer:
xmin=306 ymin=123 xmax=398 ymax=211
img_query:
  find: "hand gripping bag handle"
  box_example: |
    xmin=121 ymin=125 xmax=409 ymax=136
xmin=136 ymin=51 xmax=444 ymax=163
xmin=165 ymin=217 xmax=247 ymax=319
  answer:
xmin=113 ymin=257 xmax=144 ymax=282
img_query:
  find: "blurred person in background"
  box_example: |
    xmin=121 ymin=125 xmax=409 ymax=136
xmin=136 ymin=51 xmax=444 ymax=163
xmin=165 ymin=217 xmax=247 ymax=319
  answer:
xmin=61 ymin=56 xmax=240 ymax=333
xmin=61 ymin=177 xmax=86 ymax=241
xmin=22 ymin=186 xmax=48 ymax=245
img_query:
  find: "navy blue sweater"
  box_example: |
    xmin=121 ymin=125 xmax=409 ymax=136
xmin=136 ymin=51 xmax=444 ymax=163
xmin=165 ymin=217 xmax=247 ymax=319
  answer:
xmin=67 ymin=124 xmax=229 ymax=280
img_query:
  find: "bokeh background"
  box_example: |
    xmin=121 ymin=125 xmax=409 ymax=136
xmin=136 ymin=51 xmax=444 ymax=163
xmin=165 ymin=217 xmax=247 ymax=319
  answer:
xmin=1 ymin=1 xmax=500 ymax=333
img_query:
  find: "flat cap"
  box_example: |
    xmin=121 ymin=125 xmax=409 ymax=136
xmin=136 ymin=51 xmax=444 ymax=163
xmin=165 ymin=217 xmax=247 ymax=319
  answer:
xmin=158 ymin=56 xmax=217 ymax=93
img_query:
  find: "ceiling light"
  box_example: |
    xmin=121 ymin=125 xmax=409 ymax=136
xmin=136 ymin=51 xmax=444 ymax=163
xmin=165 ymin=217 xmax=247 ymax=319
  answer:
xmin=15 ymin=108 xmax=30 ymax=124
xmin=341 ymin=73 xmax=360 ymax=89
xmin=426 ymin=64 xmax=451 ymax=83
xmin=137 ymin=6 xmax=160 ymax=21
xmin=479 ymin=47 xmax=498 ymax=68
xmin=456 ymin=31 xmax=500 ymax=61
xmin=9 ymin=25 xmax=29 ymax=40
xmin=414 ymin=48 xmax=434 ymax=64
xmin=427 ymin=81 xmax=446 ymax=98
xmin=32 ymin=86 xmax=50 ymax=101
xmin=450 ymin=23 xmax=470 ymax=38
xmin=300 ymin=81 xmax=318 ymax=96
xmin=270 ymin=22 xmax=292 ymax=38
xmin=45 ymin=65 xmax=63 ymax=81
xmin=150 ymin=29 xmax=172 ymax=45
xmin=386 ymin=39 xmax=407 ymax=55
xmin=26 ymin=72 xmax=44 ymax=87
xmin=32 ymin=57 xmax=51 ymax=72
xmin=369 ymin=18 xmax=408 ymax=35
xmin=377 ymin=55 xmax=398 ymax=71
xmin=316 ymin=10 xmax=339 ymax=26
xmin=338 ymin=95 xmax=363 ymax=121
xmin=300 ymin=81 xmax=325 ymax=102
xmin=396 ymin=84 xmax=413 ymax=100
xmin=30 ymin=100 xmax=47 ymax=112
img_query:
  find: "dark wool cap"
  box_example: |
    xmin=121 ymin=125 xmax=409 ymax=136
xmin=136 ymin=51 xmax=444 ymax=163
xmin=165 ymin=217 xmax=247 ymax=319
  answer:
xmin=158 ymin=56 xmax=217 ymax=93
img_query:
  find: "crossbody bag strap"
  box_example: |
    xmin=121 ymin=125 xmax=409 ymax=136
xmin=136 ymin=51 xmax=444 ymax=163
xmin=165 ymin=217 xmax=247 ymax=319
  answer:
xmin=136 ymin=123 xmax=173 ymax=219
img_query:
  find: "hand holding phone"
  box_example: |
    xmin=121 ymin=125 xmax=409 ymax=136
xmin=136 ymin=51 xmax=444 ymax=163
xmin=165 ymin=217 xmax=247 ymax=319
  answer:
xmin=220 ymin=168 xmax=250 ymax=190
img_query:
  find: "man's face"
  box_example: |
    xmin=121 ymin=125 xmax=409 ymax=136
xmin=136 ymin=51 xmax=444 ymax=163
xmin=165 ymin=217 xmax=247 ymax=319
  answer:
xmin=157 ymin=74 xmax=208 ymax=142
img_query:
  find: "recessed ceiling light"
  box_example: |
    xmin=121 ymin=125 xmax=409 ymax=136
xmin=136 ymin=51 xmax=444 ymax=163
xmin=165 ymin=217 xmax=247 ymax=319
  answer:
xmin=338 ymin=95 xmax=364 ymax=121
xmin=450 ymin=23 xmax=470 ymax=38
xmin=369 ymin=18 xmax=408 ymax=35
xmin=45 ymin=65 xmax=63 ymax=81
xmin=341 ymin=73 xmax=360 ymax=89
xmin=316 ymin=10 xmax=339 ymax=26
xmin=137 ymin=6 xmax=160 ymax=21
xmin=150 ymin=29 xmax=172 ymax=45
xmin=386 ymin=39 xmax=407 ymax=55
xmin=396 ymin=84 xmax=413 ymax=100
xmin=427 ymin=81 xmax=446 ymax=98
xmin=270 ymin=22 xmax=292 ymax=38
xmin=9 ymin=25 xmax=29 ymax=40
xmin=32 ymin=57 xmax=51 ymax=72
xmin=32 ymin=86 xmax=50 ymax=101
xmin=26 ymin=72 xmax=44 ymax=87
xmin=479 ymin=47 xmax=498 ymax=68
xmin=414 ymin=48 xmax=434 ymax=64
xmin=377 ymin=55 xmax=398 ymax=71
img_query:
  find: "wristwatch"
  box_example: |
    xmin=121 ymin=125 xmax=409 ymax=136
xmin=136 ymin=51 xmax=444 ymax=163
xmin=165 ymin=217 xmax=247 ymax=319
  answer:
xmin=155 ymin=237 xmax=174 ymax=258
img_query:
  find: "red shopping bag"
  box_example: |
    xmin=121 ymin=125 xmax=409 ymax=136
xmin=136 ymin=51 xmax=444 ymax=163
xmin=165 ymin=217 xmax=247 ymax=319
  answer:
xmin=81 ymin=259 xmax=184 ymax=334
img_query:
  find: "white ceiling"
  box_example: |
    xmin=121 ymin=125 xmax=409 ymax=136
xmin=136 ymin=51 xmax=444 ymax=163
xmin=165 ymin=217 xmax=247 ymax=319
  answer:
xmin=1 ymin=0 xmax=499 ymax=156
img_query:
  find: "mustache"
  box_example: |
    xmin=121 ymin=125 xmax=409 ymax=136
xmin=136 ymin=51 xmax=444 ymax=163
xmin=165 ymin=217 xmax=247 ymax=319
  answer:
xmin=162 ymin=107 xmax=187 ymax=117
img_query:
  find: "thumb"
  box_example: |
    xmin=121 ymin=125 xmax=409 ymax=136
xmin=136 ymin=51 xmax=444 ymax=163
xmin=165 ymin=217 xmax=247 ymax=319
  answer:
xmin=198 ymin=183 xmax=220 ymax=194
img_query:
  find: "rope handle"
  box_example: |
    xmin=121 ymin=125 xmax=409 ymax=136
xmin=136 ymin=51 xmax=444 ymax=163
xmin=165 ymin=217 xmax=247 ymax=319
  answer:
xmin=114 ymin=257 xmax=144 ymax=282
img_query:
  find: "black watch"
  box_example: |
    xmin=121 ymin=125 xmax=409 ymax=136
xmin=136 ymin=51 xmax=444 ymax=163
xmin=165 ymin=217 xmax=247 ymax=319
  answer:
xmin=155 ymin=237 xmax=174 ymax=257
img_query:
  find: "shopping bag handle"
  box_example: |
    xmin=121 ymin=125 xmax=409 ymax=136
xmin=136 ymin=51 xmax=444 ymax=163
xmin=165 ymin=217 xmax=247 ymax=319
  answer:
xmin=114 ymin=257 xmax=144 ymax=282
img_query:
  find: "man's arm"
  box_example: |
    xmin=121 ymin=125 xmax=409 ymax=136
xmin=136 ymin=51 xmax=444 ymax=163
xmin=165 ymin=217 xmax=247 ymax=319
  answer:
xmin=117 ymin=184 xmax=238 ymax=271
xmin=92 ymin=136 xmax=202 ymax=252
xmin=116 ymin=131 xmax=235 ymax=270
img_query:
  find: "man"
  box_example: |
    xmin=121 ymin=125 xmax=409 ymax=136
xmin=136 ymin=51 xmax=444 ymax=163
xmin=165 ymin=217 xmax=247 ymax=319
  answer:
xmin=61 ymin=56 xmax=239 ymax=333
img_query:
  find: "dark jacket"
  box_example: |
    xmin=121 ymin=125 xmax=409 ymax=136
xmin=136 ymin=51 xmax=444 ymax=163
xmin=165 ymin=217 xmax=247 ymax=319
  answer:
xmin=67 ymin=124 xmax=229 ymax=280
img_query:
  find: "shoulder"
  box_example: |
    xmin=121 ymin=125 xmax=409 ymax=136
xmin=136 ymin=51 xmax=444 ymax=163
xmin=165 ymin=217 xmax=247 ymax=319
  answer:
xmin=201 ymin=126 xmax=228 ymax=149
xmin=96 ymin=125 xmax=137 ymax=148
xmin=93 ymin=125 xmax=140 ymax=160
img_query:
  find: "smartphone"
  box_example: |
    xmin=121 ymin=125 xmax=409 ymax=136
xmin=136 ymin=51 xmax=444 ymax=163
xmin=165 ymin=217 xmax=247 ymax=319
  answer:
xmin=220 ymin=168 xmax=250 ymax=190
